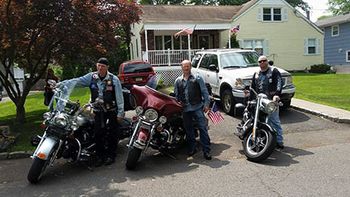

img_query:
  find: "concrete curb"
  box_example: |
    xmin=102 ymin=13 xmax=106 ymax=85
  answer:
xmin=291 ymin=105 xmax=350 ymax=124
xmin=0 ymin=151 xmax=33 ymax=160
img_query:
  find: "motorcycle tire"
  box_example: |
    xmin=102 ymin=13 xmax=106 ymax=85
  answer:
xmin=27 ymin=157 xmax=49 ymax=184
xmin=243 ymin=128 xmax=276 ymax=162
xmin=125 ymin=147 xmax=142 ymax=170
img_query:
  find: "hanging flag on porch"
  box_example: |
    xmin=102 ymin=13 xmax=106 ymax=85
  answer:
xmin=230 ymin=24 xmax=240 ymax=34
xmin=174 ymin=25 xmax=196 ymax=38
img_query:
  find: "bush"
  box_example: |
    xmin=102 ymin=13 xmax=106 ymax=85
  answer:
xmin=309 ymin=64 xmax=331 ymax=73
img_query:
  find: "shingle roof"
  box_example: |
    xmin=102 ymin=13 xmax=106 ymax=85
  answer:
xmin=140 ymin=5 xmax=243 ymax=23
xmin=316 ymin=13 xmax=350 ymax=27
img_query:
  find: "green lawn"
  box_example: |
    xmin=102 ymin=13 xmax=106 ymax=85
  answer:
xmin=0 ymin=88 xmax=90 ymax=152
xmin=292 ymin=73 xmax=350 ymax=111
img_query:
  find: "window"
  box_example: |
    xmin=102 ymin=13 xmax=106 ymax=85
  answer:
xmin=263 ymin=8 xmax=282 ymax=21
xmin=198 ymin=54 xmax=213 ymax=70
xmin=347 ymin=50 xmax=350 ymax=62
xmin=243 ymin=40 xmax=264 ymax=55
xmin=154 ymin=35 xmax=190 ymax=50
xmin=155 ymin=36 xmax=162 ymax=50
xmin=332 ymin=25 xmax=339 ymax=37
xmin=307 ymin=38 xmax=316 ymax=54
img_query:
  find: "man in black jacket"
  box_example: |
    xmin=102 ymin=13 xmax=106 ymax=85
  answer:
xmin=250 ymin=55 xmax=284 ymax=149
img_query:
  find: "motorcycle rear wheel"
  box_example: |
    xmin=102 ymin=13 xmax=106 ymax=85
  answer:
xmin=27 ymin=157 xmax=50 ymax=184
xmin=243 ymin=128 xmax=276 ymax=162
xmin=125 ymin=147 xmax=142 ymax=170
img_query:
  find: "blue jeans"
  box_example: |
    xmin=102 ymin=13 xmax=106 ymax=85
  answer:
xmin=268 ymin=108 xmax=283 ymax=144
xmin=183 ymin=109 xmax=211 ymax=154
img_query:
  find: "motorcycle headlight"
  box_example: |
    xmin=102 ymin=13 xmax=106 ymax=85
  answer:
xmin=54 ymin=113 xmax=68 ymax=127
xmin=135 ymin=106 xmax=144 ymax=116
xmin=261 ymin=98 xmax=277 ymax=114
xmin=144 ymin=109 xmax=158 ymax=122
xmin=43 ymin=112 xmax=52 ymax=119
xmin=159 ymin=116 xmax=167 ymax=124
xmin=76 ymin=115 xmax=88 ymax=126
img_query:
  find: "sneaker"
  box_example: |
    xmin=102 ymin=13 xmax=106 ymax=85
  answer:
xmin=203 ymin=152 xmax=212 ymax=160
xmin=276 ymin=142 xmax=284 ymax=150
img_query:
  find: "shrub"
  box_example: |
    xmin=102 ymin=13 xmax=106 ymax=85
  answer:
xmin=309 ymin=64 xmax=331 ymax=73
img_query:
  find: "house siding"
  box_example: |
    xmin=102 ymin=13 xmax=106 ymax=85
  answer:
xmin=324 ymin=22 xmax=350 ymax=66
xmin=234 ymin=0 xmax=323 ymax=70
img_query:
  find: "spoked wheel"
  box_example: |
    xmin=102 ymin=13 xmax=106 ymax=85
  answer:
xmin=243 ymin=128 xmax=276 ymax=162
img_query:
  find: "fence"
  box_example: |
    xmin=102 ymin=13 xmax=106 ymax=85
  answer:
xmin=145 ymin=49 xmax=203 ymax=66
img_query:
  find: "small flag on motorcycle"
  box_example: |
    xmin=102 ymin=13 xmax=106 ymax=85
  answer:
xmin=207 ymin=102 xmax=224 ymax=125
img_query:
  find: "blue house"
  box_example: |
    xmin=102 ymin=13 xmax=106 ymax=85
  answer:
xmin=316 ymin=13 xmax=350 ymax=72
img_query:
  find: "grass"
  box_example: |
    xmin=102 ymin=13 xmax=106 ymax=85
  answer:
xmin=0 ymin=88 xmax=91 ymax=152
xmin=292 ymin=73 xmax=350 ymax=111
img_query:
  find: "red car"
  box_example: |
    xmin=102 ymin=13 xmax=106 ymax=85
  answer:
xmin=118 ymin=60 xmax=155 ymax=89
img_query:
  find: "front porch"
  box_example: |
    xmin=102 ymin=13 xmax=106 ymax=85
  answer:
xmin=144 ymin=49 xmax=203 ymax=66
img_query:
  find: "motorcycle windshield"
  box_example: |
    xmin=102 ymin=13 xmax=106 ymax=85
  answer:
xmin=48 ymin=81 xmax=78 ymax=113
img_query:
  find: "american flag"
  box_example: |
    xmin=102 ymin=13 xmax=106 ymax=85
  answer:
xmin=230 ymin=24 xmax=240 ymax=34
xmin=174 ymin=25 xmax=196 ymax=38
xmin=207 ymin=102 xmax=224 ymax=125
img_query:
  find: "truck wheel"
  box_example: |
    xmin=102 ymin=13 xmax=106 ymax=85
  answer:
xmin=221 ymin=89 xmax=235 ymax=115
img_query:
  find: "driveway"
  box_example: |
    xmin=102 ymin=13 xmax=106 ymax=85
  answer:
xmin=0 ymin=108 xmax=350 ymax=196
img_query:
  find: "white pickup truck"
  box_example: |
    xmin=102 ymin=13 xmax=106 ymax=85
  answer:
xmin=192 ymin=49 xmax=295 ymax=115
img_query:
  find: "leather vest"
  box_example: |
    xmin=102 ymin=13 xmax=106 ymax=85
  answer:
xmin=90 ymin=73 xmax=117 ymax=110
xmin=178 ymin=76 xmax=202 ymax=105
xmin=253 ymin=67 xmax=278 ymax=99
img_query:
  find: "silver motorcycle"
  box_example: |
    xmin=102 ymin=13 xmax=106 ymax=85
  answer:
xmin=235 ymin=85 xmax=279 ymax=162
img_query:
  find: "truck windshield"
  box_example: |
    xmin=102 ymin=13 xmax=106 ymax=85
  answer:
xmin=220 ymin=52 xmax=259 ymax=68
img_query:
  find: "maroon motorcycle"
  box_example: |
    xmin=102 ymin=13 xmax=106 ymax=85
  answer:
xmin=125 ymin=85 xmax=186 ymax=170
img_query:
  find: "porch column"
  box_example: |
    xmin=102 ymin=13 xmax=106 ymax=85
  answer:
xmin=188 ymin=34 xmax=191 ymax=61
xmin=145 ymin=29 xmax=149 ymax=62
xmin=228 ymin=30 xmax=231 ymax=49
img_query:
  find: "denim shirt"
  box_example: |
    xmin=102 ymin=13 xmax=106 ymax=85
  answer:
xmin=62 ymin=72 xmax=124 ymax=118
xmin=174 ymin=73 xmax=210 ymax=112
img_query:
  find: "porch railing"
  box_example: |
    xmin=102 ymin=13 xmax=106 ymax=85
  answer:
xmin=143 ymin=49 xmax=203 ymax=66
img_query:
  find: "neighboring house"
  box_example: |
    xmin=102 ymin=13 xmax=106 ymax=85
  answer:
xmin=316 ymin=13 xmax=350 ymax=71
xmin=130 ymin=0 xmax=323 ymax=83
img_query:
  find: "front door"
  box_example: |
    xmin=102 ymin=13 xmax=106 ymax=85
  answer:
xmin=198 ymin=35 xmax=210 ymax=49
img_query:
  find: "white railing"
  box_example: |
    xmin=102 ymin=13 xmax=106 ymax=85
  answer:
xmin=143 ymin=49 xmax=203 ymax=66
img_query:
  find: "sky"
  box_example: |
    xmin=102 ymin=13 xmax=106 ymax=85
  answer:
xmin=302 ymin=0 xmax=332 ymax=22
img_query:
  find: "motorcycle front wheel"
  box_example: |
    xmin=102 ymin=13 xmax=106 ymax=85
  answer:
xmin=243 ymin=128 xmax=276 ymax=162
xmin=125 ymin=147 xmax=142 ymax=170
xmin=27 ymin=157 xmax=50 ymax=184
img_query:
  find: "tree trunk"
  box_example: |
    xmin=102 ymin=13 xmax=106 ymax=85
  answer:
xmin=15 ymin=98 xmax=26 ymax=124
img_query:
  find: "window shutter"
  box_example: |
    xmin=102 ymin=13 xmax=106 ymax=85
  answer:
xmin=264 ymin=40 xmax=269 ymax=55
xmin=257 ymin=8 xmax=263 ymax=21
xmin=304 ymin=39 xmax=308 ymax=55
xmin=282 ymin=8 xmax=288 ymax=21
xmin=316 ymin=38 xmax=321 ymax=55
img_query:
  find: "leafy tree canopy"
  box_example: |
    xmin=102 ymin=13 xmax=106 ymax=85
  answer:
xmin=328 ymin=0 xmax=350 ymax=15
xmin=0 ymin=0 xmax=141 ymax=123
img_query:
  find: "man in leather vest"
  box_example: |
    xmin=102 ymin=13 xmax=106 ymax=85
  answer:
xmin=61 ymin=57 xmax=124 ymax=166
xmin=250 ymin=55 xmax=284 ymax=149
xmin=174 ymin=60 xmax=212 ymax=160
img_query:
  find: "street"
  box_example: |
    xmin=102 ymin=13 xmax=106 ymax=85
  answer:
xmin=1 ymin=108 xmax=350 ymax=197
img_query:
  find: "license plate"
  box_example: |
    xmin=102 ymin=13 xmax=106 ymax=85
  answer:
xmin=135 ymin=77 xmax=143 ymax=82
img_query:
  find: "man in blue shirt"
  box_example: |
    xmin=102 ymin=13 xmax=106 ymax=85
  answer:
xmin=174 ymin=60 xmax=212 ymax=160
xmin=61 ymin=57 xmax=124 ymax=166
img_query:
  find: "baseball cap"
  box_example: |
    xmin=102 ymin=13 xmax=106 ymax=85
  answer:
xmin=97 ymin=57 xmax=109 ymax=66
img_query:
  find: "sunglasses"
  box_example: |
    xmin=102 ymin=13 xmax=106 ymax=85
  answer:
xmin=258 ymin=60 xmax=267 ymax=63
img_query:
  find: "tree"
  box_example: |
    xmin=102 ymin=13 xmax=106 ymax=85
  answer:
xmin=328 ymin=0 xmax=350 ymax=15
xmin=0 ymin=0 xmax=141 ymax=123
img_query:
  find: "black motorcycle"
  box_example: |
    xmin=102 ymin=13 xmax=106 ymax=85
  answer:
xmin=28 ymin=81 xmax=132 ymax=183
xmin=235 ymin=86 xmax=279 ymax=162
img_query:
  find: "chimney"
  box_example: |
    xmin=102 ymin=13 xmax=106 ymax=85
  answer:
xmin=306 ymin=10 xmax=310 ymax=20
